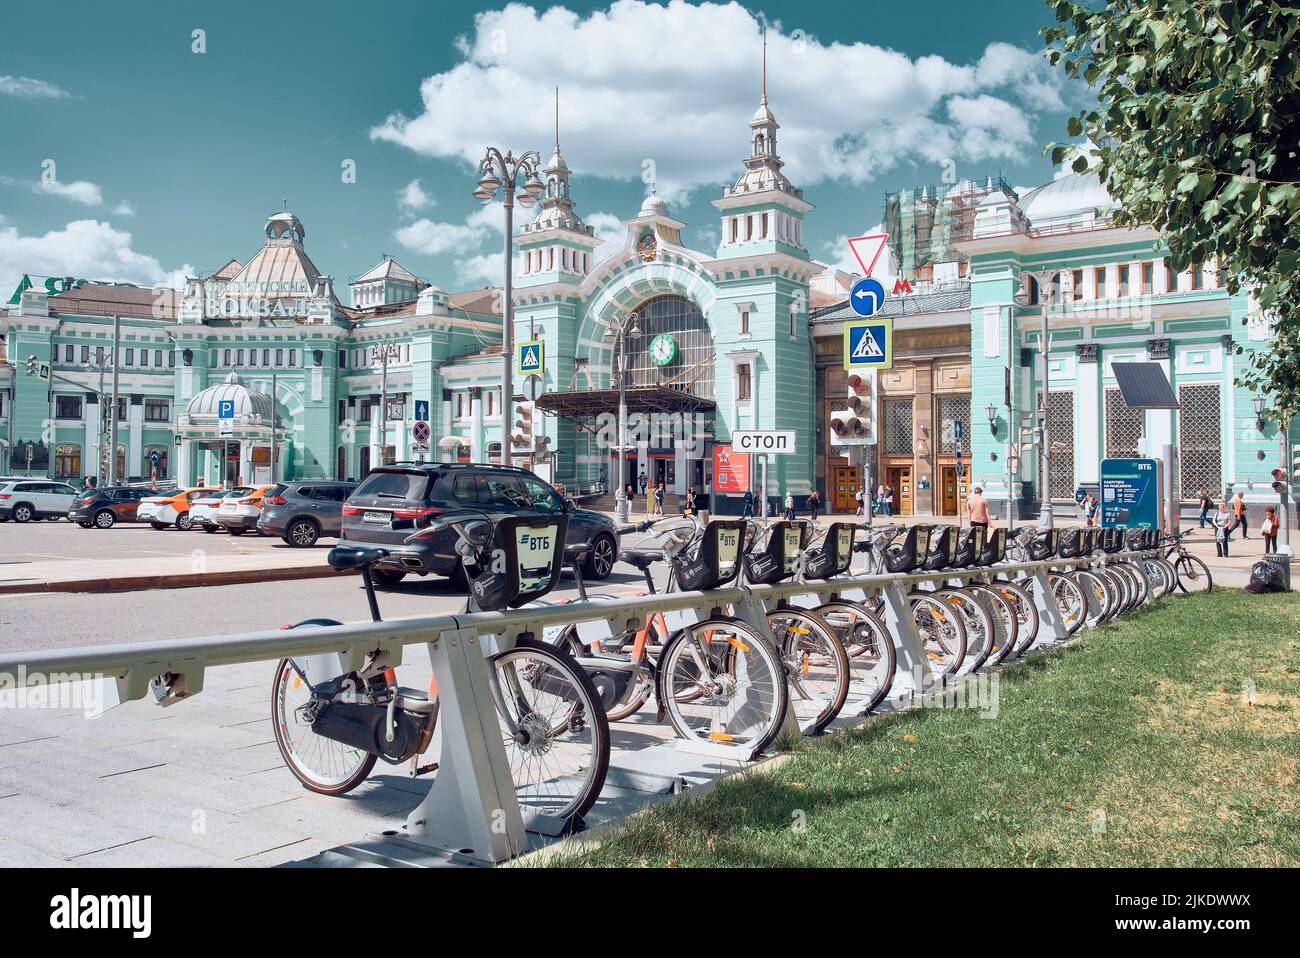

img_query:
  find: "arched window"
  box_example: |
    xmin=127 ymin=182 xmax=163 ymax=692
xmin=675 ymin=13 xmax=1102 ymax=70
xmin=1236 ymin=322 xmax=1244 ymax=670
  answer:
xmin=336 ymin=446 xmax=348 ymax=480
xmin=143 ymin=445 xmax=169 ymax=477
xmin=54 ymin=443 xmax=81 ymax=479
xmin=626 ymin=294 xmax=715 ymax=400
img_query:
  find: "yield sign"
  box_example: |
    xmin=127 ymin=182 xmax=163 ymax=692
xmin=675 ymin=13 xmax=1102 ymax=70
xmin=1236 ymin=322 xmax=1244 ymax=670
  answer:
xmin=846 ymin=233 xmax=889 ymax=276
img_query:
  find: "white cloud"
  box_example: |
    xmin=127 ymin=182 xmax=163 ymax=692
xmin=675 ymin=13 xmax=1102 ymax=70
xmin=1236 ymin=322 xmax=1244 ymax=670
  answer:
xmin=0 ymin=219 xmax=192 ymax=297
xmin=586 ymin=211 xmax=627 ymax=263
xmin=370 ymin=1 xmax=1065 ymax=196
xmin=0 ymin=75 xmax=73 ymax=99
xmin=454 ymin=252 xmax=510 ymax=287
xmin=112 ymin=200 xmax=136 ymax=217
xmin=394 ymin=218 xmax=488 ymax=257
xmin=33 ymin=178 xmax=103 ymax=206
xmin=397 ymin=178 xmax=436 ymax=214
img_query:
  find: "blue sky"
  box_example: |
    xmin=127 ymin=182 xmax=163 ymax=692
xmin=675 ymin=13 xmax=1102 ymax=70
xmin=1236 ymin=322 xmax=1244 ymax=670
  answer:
xmin=0 ymin=0 xmax=1081 ymax=301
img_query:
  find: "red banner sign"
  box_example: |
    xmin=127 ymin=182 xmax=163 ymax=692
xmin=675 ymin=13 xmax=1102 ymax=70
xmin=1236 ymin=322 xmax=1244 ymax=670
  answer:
xmin=713 ymin=444 xmax=750 ymax=494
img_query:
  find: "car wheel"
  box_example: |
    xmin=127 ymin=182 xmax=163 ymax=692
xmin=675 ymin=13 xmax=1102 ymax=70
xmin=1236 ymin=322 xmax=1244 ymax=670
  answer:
xmin=12 ymin=503 xmax=33 ymax=523
xmin=228 ymin=527 xmax=245 ymax=536
xmin=286 ymin=518 xmax=320 ymax=547
xmin=584 ymin=533 xmax=617 ymax=580
xmin=94 ymin=510 xmax=116 ymax=529
xmin=369 ymin=568 xmax=407 ymax=587
xmin=150 ymin=521 xmax=168 ymax=530
xmin=203 ymin=523 xmax=218 ymax=533
xmin=176 ymin=512 xmax=193 ymax=531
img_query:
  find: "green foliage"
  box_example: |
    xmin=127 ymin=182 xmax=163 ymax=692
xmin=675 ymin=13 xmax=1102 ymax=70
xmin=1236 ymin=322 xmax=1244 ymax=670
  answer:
xmin=1043 ymin=0 xmax=1300 ymax=417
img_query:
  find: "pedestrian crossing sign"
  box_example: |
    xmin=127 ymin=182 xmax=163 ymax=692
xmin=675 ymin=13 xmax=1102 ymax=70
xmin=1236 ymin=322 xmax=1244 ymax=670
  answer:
xmin=517 ymin=339 xmax=545 ymax=377
xmin=843 ymin=318 xmax=892 ymax=371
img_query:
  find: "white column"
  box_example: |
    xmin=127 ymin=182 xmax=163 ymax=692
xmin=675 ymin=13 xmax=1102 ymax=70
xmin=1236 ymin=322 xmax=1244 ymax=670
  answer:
xmin=1147 ymin=350 xmax=1174 ymax=453
xmin=1076 ymin=352 xmax=1101 ymax=485
xmin=128 ymin=400 xmax=144 ymax=476
xmin=238 ymin=439 xmax=252 ymax=487
xmin=179 ymin=439 xmax=193 ymax=486
xmin=85 ymin=403 xmax=101 ymax=482
xmin=369 ymin=407 xmax=382 ymax=472
xmin=470 ymin=389 xmax=483 ymax=463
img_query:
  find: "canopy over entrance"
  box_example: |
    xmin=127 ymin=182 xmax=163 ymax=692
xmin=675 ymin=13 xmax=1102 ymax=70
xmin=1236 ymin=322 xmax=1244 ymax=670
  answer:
xmin=536 ymin=385 xmax=715 ymax=422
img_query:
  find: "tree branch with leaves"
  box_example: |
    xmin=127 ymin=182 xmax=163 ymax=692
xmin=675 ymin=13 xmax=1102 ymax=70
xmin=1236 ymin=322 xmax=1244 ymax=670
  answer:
xmin=1043 ymin=0 xmax=1300 ymax=418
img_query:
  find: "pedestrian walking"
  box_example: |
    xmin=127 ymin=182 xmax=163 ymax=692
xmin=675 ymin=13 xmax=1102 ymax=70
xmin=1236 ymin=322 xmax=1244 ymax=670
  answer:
xmin=1214 ymin=500 xmax=1232 ymax=557
xmin=684 ymin=485 xmax=697 ymax=516
xmin=808 ymin=488 xmax=821 ymax=520
xmin=885 ymin=485 xmax=894 ymax=517
xmin=653 ymin=481 xmax=665 ymax=516
xmin=741 ymin=487 xmax=754 ymax=519
xmin=854 ymin=487 xmax=865 ymax=516
xmin=1197 ymin=488 xmax=1212 ymax=529
xmin=1084 ymin=493 xmax=1100 ymax=527
xmin=966 ymin=485 xmax=991 ymax=532
xmin=783 ymin=493 xmax=796 ymax=520
xmin=1233 ymin=492 xmax=1248 ymax=539
xmin=1261 ymin=505 xmax=1279 ymax=554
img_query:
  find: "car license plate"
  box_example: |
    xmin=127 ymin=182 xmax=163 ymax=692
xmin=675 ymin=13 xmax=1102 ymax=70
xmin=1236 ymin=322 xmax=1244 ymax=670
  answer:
xmin=363 ymin=510 xmax=389 ymax=524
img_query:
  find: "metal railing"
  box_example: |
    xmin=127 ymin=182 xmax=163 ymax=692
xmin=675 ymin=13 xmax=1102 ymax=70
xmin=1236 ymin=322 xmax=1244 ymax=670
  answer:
xmin=0 ymin=548 xmax=1162 ymax=865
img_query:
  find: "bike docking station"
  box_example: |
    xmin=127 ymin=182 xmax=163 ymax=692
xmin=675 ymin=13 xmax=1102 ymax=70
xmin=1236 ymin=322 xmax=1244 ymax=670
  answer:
xmin=0 ymin=513 xmax=1168 ymax=870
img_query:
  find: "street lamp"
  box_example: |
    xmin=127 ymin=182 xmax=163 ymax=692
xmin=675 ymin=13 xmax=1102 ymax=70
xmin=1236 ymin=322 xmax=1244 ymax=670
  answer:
xmin=1013 ymin=267 xmax=1063 ymax=528
xmin=986 ymin=403 xmax=999 ymax=437
xmin=1252 ymin=395 xmax=1267 ymax=432
xmin=83 ymin=352 xmax=115 ymax=485
xmin=604 ymin=311 xmax=642 ymax=521
xmin=473 ymin=147 xmax=544 ymax=465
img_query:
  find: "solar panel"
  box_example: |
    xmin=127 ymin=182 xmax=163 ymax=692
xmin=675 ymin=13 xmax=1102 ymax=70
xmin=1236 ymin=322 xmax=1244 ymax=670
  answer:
xmin=1111 ymin=362 xmax=1179 ymax=409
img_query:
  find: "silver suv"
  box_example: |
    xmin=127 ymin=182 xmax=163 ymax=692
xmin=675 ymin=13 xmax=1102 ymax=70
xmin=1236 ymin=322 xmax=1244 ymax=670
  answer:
xmin=256 ymin=480 xmax=358 ymax=547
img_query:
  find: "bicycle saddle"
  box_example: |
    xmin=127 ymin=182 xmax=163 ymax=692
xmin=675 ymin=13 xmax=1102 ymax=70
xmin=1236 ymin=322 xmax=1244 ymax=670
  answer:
xmin=618 ymin=547 xmax=665 ymax=570
xmin=327 ymin=545 xmax=391 ymax=571
xmin=564 ymin=542 xmax=591 ymax=562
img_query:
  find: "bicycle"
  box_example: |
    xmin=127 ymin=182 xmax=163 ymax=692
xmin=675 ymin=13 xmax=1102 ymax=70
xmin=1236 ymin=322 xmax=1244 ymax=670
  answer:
xmin=270 ymin=512 xmax=610 ymax=826
xmin=555 ymin=514 xmax=791 ymax=754
xmin=1162 ymin=529 xmax=1213 ymax=593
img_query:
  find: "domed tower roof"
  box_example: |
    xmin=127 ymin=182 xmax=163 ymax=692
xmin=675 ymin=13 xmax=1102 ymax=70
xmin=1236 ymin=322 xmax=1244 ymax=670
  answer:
xmin=530 ymin=87 xmax=588 ymax=235
xmin=265 ymin=211 xmax=306 ymax=244
xmin=185 ymin=372 xmax=276 ymax=420
xmin=639 ymin=192 xmax=670 ymax=218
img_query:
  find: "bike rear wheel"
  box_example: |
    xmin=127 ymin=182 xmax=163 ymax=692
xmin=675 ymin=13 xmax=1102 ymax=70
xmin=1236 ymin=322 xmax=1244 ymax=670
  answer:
xmin=996 ymin=579 xmax=1041 ymax=657
xmin=818 ymin=599 xmax=896 ymax=713
xmin=1174 ymin=555 xmax=1213 ymax=594
xmin=1048 ymin=573 xmax=1087 ymax=635
xmin=909 ymin=593 xmax=968 ymax=678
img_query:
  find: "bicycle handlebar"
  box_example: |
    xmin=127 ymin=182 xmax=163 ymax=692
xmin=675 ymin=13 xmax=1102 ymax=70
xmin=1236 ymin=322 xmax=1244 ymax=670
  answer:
xmin=615 ymin=519 xmax=657 ymax=535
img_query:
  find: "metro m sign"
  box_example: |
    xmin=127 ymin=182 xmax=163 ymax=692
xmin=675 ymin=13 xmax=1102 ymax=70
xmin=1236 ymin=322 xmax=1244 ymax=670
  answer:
xmin=732 ymin=429 xmax=797 ymax=455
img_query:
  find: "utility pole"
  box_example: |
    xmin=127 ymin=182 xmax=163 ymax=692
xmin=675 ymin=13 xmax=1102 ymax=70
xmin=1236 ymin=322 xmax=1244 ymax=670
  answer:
xmin=1282 ymin=424 xmax=1293 ymax=555
xmin=1006 ymin=309 xmax=1015 ymax=529
xmin=108 ymin=313 xmax=121 ymax=485
xmin=271 ymin=371 xmax=278 ymax=481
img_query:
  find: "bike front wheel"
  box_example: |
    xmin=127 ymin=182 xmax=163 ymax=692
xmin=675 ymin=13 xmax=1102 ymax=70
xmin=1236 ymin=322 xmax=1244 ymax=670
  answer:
xmin=658 ymin=618 xmax=788 ymax=755
xmin=768 ymin=608 xmax=850 ymax=736
xmin=818 ymin=599 xmax=896 ymax=713
xmin=492 ymin=637 xmax=610 ymax=824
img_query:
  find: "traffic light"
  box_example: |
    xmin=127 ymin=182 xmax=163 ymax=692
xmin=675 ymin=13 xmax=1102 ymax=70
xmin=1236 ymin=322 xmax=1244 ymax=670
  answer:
xmin=24 ymin=355 xmax=37 ymax=376
xmin=511 ymin=401 xmax=534 ymax=449
xmin=1293 ymin=443 xmax=1300 ymax=481
xmin=1272 ymin=468 xmax=1287 ymax=493
xmin=831 ymin=374 xmax=870 ymax=442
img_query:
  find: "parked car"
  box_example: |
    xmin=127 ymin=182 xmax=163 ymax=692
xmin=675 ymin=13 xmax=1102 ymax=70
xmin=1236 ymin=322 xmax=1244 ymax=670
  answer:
xmin=0 ymin=479 xmax=80 ymax=522
xmin=190 ymin=489 xmax=238 ymax=532
xmin=215 ymin=484 xmax=276 ymax=535
xmin=256 ymin=480 xmax=358 ymax=547
xmin=138 ymin=487 xmax=220 ymax=530
xmin=339 ymin=463 xmax=620 ymax=586
xmin=67 ymin=486 xmax=152 ymax=528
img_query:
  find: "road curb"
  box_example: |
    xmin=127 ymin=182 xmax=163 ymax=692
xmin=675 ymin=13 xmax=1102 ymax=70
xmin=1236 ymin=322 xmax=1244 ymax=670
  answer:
xmin=0 ymin=563 xmax=349 ymax=596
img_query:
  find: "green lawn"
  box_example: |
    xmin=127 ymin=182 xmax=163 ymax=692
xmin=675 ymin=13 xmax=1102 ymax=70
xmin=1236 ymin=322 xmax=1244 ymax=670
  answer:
xmin=555 ymin=590 xmax=1300 ymax=867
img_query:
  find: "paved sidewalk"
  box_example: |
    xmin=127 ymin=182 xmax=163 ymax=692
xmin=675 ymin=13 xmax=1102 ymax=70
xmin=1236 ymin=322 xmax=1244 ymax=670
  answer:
xmin=0 ymin=550 xmax=338 ymax=596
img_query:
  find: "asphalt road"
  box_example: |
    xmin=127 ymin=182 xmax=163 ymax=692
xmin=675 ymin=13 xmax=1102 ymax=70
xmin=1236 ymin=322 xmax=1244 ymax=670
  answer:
xmin=0 ymin=565 xmax=659 ymax=652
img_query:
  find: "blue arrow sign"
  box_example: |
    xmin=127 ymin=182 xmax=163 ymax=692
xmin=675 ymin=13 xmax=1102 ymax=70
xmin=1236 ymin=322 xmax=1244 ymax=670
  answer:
xmin=149 ymin=449 xmax=161 ymax=464
xmin=849 ymin=277 xmax=886 ymax=317
xmin=414 ymin=399 xmax=429 ymax=423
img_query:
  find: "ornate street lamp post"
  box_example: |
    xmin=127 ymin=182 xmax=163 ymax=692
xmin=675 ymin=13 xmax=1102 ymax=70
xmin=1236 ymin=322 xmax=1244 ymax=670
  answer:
xmin=1014 ymin=268 xmax=1063 ymax=528
xmin=603 ymin=311 xmax=642 ymax=521
xmin=472 ymin=148 xmax=545 ymax=465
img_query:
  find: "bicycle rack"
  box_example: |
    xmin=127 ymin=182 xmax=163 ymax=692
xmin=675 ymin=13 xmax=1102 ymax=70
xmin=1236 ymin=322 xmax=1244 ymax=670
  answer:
xmin=0 ymin=547 xmax=1167 ymax=867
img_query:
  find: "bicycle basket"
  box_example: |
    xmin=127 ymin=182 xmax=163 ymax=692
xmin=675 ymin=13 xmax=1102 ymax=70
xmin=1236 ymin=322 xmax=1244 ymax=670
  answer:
xmin=470 ymin=515 xmax=569 ymax=611
xmin=1124 ymin=528 xmax=1147 ymax=551
xmin=1101 ymin=529 xmax=1122 ymax=554
xmin=803 ymin=522 xmax=856 ymax=580
xmin=1026 ymin=528 xmax=1057 ymax=561
xmin=1058 ymin=528 xmax=1082 ymax=558
xmin=672 ymin=519 xmax=746 ymax=591
xmin=978 ymin=526 xmax=1005 ymax=565
xmin=743 ymin=520 xmax=806 ymax=585
xmin=954 ymin=527 xmax=979 ymax=567
xmin=923 ymin=525 xmax=954 ymax=571
xmin=885 ymin=525 xmax=927 ymax=574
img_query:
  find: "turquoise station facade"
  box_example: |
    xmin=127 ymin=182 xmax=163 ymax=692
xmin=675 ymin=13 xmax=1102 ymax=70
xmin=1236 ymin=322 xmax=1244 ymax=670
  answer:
xmin=0 ymin=85 xmax=818 ymax=502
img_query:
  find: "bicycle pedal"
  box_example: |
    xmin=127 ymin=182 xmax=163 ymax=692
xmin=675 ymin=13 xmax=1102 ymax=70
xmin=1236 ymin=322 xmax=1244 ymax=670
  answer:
xmin=412 ymin=761 xmax=439 ymax=777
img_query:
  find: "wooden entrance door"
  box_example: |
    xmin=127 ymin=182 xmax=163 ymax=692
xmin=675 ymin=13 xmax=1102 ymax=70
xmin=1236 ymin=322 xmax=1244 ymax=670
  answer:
xmin=832 ymin=466 xmax=860 ymax=512
xmin=886 ymin=466 xmax=912 ymax=516
xmin=941 ymin=466 xmax=958 ymax=516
